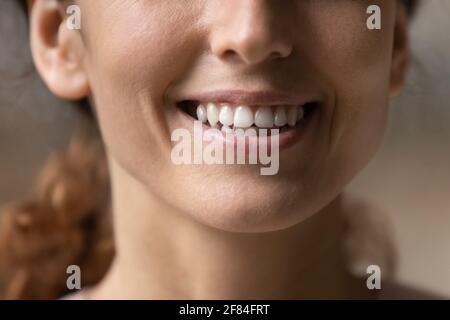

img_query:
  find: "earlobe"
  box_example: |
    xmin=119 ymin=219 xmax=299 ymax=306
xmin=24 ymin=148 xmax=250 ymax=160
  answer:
xmin=29 ymin=0 xmax=89 ymax=100
xmin=389 ymin=3 xmax=410 ymax=97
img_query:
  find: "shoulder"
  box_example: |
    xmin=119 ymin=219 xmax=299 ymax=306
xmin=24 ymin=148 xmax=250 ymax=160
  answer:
xmin=60 ymin=290 xmax=89 ymax=300
xmin=377 ymin=281 xmax=447 ymax=300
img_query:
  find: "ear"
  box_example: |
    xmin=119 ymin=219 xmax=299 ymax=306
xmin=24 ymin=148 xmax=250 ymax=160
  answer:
xmin=389 ymin=2 xmax=410 ymax=96
xmin=28 ymin=0 xmax=89 ymax=100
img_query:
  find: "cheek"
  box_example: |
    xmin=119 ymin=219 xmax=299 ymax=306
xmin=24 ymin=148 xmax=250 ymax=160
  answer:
xmin=328 ymin=31 xmax=393 ymax=173
xmin=82 ymin=5 xmax=204 ymax=182
xmin=305 ymin=5 xmax=395 ymax=184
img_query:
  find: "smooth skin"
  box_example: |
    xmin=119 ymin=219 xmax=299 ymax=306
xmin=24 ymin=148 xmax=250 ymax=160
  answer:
xmin=27 ymin=0 xmax=409 ymax=299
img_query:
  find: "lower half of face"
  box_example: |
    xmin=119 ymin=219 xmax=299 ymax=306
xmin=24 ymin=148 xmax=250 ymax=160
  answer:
xmin=82 ymin=0 xmax=399 ymax=232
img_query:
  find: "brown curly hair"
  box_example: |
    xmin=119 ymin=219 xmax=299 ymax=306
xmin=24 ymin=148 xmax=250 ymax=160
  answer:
xmin=0 ymin=0 xmax=419 ymax=300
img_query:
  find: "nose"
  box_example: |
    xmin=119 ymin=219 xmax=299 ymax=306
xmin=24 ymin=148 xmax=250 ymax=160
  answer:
xmin=209 ymin=0 xmax=294 ymax=65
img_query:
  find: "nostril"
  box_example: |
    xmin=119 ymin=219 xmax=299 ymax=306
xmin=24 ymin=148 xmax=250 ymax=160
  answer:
xmin=219 ymin=46 xmax=291 ymax=65
xmin=220 ymin=49 xmax=247 ymax=63
xmin=212 ymin=31 xmax=294 ymax=65
xmin=223 ymin=49 xmax=236 ymax=57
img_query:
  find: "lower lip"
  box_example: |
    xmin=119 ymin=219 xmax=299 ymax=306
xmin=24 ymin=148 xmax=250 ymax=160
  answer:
xmin=176 ymin=106 xmax=319 ymax=153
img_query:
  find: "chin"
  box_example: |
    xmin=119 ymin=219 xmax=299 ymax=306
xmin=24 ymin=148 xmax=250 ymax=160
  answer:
xmin=181 ymin=177 xmax=318 ymax=233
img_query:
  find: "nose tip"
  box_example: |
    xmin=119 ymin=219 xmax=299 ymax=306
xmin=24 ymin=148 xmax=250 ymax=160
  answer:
xmin=210 ymin=2 xmax=294 ymax=65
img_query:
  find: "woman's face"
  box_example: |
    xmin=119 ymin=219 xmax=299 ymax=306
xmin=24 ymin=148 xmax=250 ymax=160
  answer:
xmin=32 ymin=0 xmax=409 ymax=232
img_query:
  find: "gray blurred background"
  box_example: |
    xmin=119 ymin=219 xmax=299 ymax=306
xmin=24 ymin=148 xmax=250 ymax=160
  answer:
xmin=348 ymin=1 xmax=450 ymax=296
xmin=1 ymin=0 xmax=450 ymax=296
xmin=0 ymin=0 xmax=81 ymax=203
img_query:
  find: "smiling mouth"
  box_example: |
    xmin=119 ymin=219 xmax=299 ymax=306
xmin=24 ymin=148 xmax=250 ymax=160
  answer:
xmin=176 ymin=100 xmax=319 ymax=134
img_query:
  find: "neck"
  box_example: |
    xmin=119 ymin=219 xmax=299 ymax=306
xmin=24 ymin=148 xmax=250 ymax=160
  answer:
xmin=92 ymin=158 xmax=369 ymax=299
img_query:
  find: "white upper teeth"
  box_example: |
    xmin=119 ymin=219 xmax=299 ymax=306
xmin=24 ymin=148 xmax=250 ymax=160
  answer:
xmin=287 ymin=105 xmax=298 ymax=127
xmin=274 ymin=106 xmax=287 ymax=127
xmin=197 ymin=104 xmax=207 ymax=123
xmin=218 ymin=104 xmax=234 ymax=126
xmin=234 ymin=106 xmax=254 ymax=128
xmin=297 ymin=106 xmax=304 ymax=121
xmin=197 ymin=103 xmax=306 ymax=129
xmin=255 ymin=106 xmax=274 ymax=128
xmin=206 ymin=102 xmax=219 ymax=127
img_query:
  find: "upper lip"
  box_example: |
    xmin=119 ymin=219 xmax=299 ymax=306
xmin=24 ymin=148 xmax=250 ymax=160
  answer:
xmin=176 ymin=90 xmax=317 ymax=107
